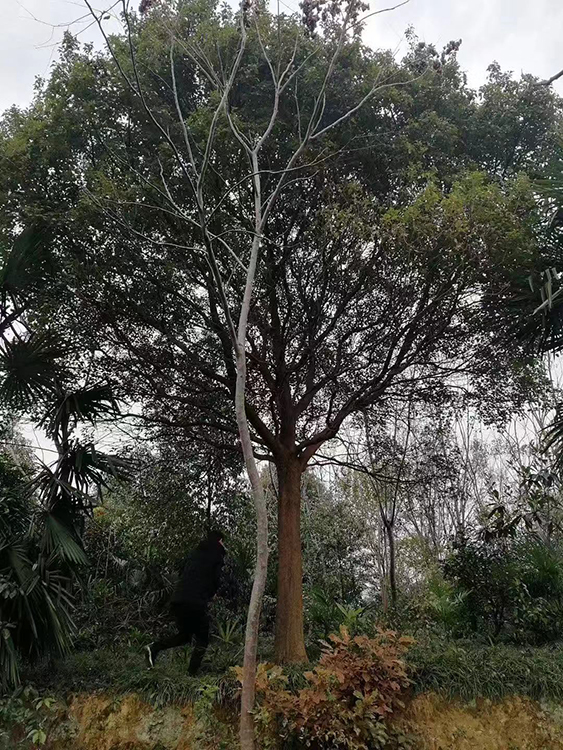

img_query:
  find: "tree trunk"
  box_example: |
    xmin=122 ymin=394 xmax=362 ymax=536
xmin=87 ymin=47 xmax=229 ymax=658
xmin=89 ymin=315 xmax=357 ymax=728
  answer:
xmin=385 ymin=521 xmax=397 ymax=607
xmin=275 ymin=455 xmax=308 ymax=663
xmin=236 ymin=363 xmax=269 ymax=749
xmin=237 ymin=151 xmax=269 ymax=750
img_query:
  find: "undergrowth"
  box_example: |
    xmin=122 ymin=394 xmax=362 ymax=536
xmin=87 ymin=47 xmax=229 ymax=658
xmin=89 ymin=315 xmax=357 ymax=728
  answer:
xmin=19 ymin=629 xmax=563 ymax=712
xmin=411 ymin=635 xmax=563 ymax=702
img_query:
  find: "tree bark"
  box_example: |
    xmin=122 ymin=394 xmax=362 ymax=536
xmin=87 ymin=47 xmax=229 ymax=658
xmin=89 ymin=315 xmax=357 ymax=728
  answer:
xmin=385 ymin=521 xmax=397 ymax=607
xmin=274 ymin=454 xmax=308 ymax=663
xmin=237 ymin=152 xmax=269 ymax=750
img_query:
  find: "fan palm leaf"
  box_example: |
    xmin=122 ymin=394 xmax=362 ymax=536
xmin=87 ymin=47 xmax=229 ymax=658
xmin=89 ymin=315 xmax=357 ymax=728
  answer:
xmin=0 ymin=225 xmax=49 ymax=303
xmin=0 ymin=511 xmax=75 ymax=688
xmin=0 ymin=332 xmax=66 ymax=409
xmin=40 ymin=514 xmax=89 ymax=568
xmin=38 ymin=381 xmax=119 ymax=443
xmin=31 ymin=445 xmax=132 ymax=513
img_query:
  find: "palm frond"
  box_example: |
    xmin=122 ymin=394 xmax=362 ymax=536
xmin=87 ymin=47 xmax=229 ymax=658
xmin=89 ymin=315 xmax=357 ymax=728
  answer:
xmin=28 ymin=461 xmax=89 ymax=514
xmin=41 ymin=514 xmax=89 ymax=567
xmin=517 ymin=269 xmax=563 ymax=353
xmin=39 ymin=381 xmax=119 ymax=442
xmin=6 ymin=543 xmax=34 ymax=588
xmin=0 ymin=625 xmax=20 ymax=690
xmin=0 ymin=332 xmax=66 ymax=409
xmin=0 ymin=225 xmax=48 ymax=302
xmin=31 ymin=445 xmax=132 ymax=513
xmin=0 ymin=452 xmax=77 ymax=688
xmin=68 ymin=444 xmax=132 ymax=487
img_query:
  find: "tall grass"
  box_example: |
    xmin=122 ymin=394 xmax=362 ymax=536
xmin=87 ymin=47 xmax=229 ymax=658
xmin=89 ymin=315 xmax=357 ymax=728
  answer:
xmin=411 ymin=635 xmax=563 ymax=701
xmin=24 ymin=628 xmax=563 ymax=708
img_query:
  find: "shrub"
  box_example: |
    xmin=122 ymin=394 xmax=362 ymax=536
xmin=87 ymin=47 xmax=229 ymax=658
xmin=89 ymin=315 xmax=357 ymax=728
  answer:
xmin=0 ymin=459 xmax=76 ymax=689
xmin=420 ymin=576 xmax=471 ymax=637
xmin=239 ymin=627 xmax=413 ymax=750
xmin=0 ymin=686 xmax=60 ymax=749
xmin=307 ymin=587 xmax=372 ymax=642
xmin=441 ymin=534 xmax=563 ymax=643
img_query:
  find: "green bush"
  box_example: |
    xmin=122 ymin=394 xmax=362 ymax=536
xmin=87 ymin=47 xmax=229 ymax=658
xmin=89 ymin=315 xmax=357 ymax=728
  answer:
xmin=306 ymin=587 xmax=372 ymax=643
xmin=441 ymin=535 xmax=563 ymax=643
xmin=0 ymin=455 xmax=76 ymax=689
xmin=0 ymin=686 xmax=59 ymax=749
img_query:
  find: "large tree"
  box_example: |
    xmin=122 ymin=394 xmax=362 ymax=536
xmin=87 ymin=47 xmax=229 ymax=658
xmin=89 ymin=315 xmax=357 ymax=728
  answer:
xmin=0 ymin=0 xmax=560 ymax=666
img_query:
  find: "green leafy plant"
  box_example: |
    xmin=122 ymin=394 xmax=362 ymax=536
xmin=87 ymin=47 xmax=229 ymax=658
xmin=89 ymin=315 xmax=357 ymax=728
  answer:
xmin=423 ymin=577 xmax=470 ymax=636
xmin=308 ymin=588 xmax=371 ymax=640
xmin=192 ymin=678 xmax=237 ymax=750
xmin=335 ymin=603 xmax=369 ymax=635
xmin=442 ymin=531 xmax=563 ymax=643
xmin=0 ymin=453 xmax=76 ymax=689
xmin=214 ymin=618 xmax=242 ymax=647
xmin=0 ymin=687 xmax=59 ymax=749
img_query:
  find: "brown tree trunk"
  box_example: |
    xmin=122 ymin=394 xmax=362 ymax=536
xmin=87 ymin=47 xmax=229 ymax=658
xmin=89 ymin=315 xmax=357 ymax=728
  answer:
xmin=274 ymin=455 xmax=308 ymax=663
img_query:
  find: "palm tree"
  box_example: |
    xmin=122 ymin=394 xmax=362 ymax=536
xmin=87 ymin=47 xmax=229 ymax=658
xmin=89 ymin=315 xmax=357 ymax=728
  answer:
xmin=518 ymin=139 xmax=563 ymax=462
xmin=0 ymin=228 xmax=130 ymax=686
xmin=0 ymin=442 xmax=75 ymax=689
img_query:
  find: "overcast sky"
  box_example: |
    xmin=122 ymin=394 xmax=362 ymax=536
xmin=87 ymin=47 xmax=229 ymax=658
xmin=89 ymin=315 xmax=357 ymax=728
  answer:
xmin=2 ymin=0 xmax=563 ymax=114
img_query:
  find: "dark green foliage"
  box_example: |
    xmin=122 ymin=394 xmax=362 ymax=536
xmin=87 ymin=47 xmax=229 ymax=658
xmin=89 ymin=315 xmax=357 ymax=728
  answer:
xmin=0 ymin=449 xmax=75 ymax=690
xmin=38 ymin=382 xmax=120 ymax=443
xmin=0 ymin=333 xmax=66 ymax=410
xmin=0 ymin=686 xmax=59 ymax=750
xmin=0 ymin=225 xmax=51 ymax=300
xmin=70 ymin=442 xmax=251 ymax=650
xmin=0 ymin=227 xmax=131 ymax=690
xmin=442 ymin=535 xmax=563 ymax=643
xmin=0 ymin=2 xmax=556 ymax=471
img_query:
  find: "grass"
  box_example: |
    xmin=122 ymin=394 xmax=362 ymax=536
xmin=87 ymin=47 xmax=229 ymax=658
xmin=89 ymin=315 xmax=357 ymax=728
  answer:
xmin=21 ymin=626 xmax=563 ymax=709
xmin=26 ymin=646 xmax=205 ymax=706
xmin=22 ymin=631 xmax=274 ymax=708
xmin=410 ymin=634 xmax=563 ymax=702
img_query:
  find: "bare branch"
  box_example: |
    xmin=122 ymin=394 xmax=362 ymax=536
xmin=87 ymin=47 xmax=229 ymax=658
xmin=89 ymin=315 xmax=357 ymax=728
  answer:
xmin=542 ymin=69 xmax=563 ymax=86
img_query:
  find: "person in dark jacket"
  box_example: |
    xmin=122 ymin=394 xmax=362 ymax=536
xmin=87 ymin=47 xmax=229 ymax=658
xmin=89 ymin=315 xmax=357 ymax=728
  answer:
xmin=145 ymin=529 xmax=226 ymax=675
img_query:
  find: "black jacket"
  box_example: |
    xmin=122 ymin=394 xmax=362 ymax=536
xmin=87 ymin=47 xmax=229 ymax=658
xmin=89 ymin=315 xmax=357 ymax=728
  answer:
xmin=171 ymin=536 xmax=226 ymax=605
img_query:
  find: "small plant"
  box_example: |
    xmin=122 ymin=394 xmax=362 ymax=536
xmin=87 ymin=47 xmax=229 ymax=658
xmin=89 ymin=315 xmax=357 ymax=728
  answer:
xmin=308 ymin=588 xmax=371 ymax=640
xmin=423 ymin=576 xmax=470 ymax=636
xmin=214 ymin=618 xmax=242 ymax=647
xmin=0 ymin=687 xmax=59 ymax=749
xmin=237 ymin=626 xmax=413 ymax=749
xmin=192 ymin=678 xmax=236 ymax=749
xmin=335 ymin=602 xmax=369 ymax=635
xmin=308 ymin=587 xmax=341 ymax=638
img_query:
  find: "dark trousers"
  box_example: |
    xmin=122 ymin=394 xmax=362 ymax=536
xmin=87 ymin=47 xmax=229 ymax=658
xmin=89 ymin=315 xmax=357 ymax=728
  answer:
xmin=153 ymin=601 xmax=210 ymax=675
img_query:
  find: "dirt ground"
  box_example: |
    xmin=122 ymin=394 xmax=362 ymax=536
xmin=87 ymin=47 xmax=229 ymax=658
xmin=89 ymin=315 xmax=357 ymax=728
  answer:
xmin=35 ymin=690 xmax=563 ymax=749
xmin=399 ymin=693 xmax=563 ymax=750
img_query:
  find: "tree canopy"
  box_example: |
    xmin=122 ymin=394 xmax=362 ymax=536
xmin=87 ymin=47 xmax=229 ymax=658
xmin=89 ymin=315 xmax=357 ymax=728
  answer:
xmin=0 ymin=0 xmax=562 ymax=667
